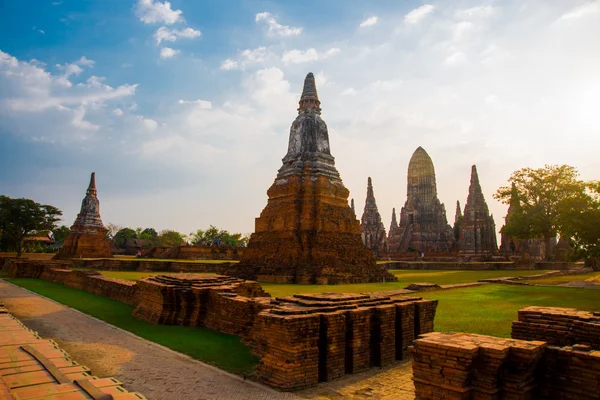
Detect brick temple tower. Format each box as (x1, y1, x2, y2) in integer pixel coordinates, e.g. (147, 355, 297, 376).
(387, 147, 454, 253)
(227, 73, 396, 284)
(54, 172, 112, 259)
(457, 165, 498, 255)
(360, 177, 388, 257)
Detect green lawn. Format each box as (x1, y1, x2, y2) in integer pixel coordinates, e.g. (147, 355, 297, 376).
(261, 270, 550, 298)
(6, 278, 258, 375)
(97, 271, 216, 281)
(420, 284, 600, 337)
(525, 272, 600, 285)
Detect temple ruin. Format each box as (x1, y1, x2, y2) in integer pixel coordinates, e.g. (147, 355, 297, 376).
(227, 73, 395, 284)
(359, 177, 388, 257)
(456, 165, 498, 255)
(54, 172, 112, 260)
(387, 147, 454, 253)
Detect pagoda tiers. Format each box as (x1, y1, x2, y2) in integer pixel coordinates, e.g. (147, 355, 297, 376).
(456, 165, 498, 255)
(387, 147, 454, 253)
(227, 73, 396, 284)
(54, 173, 112, 259)
(360, 177, 388, 257)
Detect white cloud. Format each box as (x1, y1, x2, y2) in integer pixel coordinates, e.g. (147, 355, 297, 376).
(559, 1, 600, 21)
(178, 99, 213, 109)
(220, 47, 273, 71)
(359, 16, 378, 28)
(456, 6, 497, 19)
(154, 26, 201, 45)
(159, 47, 180, 59)
(135, 0, 182, 25)
(404, 4, 435, 24)
(282, 48, 319, 64)
(255, 12, 302, 36)
(444, 51, 467, 67)
(220, 58, 239, 71)
(113, 108, 124, 116)
(323, 48, 341, 58)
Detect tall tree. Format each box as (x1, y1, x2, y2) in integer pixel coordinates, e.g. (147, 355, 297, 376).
(52, 225, 71, 243)
(0, 196, 62, 256)
(114, 228, 137, 248)
(157, 230, 186, 247)
(494, 165, 590, 260)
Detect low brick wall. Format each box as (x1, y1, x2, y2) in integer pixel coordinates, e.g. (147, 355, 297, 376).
(412, 332, 547, 400)
(387, 261, 518, 270)
(71, 258, 234, 273)
(248, 293, 438, 390)
(141, 245, 245, 260)
(539, 344, 600, 400)
(512, 306, 600, 349)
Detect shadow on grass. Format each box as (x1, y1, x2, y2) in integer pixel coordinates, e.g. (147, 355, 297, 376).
(6, 278, 258, 375)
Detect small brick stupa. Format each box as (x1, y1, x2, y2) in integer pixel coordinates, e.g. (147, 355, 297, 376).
(228, 73, 396, 284)
(54, 172, 112, 259)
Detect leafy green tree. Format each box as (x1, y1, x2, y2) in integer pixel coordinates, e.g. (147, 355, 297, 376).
(0, 195, 62, 256)
(558, 182, 600, 261)
(189, 225, 248, 246)
(52, 225, 71, 243)
(157, 230, 186, 247)
(140, 228, 158, 240)
(494, 165, 591, 260)
(114, 228, 137, 248)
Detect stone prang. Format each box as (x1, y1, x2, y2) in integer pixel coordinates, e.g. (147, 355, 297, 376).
(54, 172, 112, 259)
(457, 165, 498, 255)
(360, 177, 388, 257)
(226, 73, 396, 284)
(388, 147, 454, 253)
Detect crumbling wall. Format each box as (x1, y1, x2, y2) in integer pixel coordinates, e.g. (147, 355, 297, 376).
(248, 294, 438, 390)
(512, 306, 600, 349)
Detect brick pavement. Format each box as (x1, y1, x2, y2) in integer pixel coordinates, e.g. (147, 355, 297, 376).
(0, 280, 416, 400)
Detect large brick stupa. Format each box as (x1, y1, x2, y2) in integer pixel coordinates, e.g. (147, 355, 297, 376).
(54, 172, 112, 259)
(228, 73, 396, 284)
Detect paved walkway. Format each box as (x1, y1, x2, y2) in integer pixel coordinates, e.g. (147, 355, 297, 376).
(0, 280, 416, 400)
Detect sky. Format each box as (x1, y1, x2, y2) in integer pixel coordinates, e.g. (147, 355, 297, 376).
(1, 0, 599, 238)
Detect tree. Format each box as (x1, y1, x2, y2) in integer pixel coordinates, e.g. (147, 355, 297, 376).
(140, 228, 158, 240)
(189, 225, 248, 246)
(0, 196, 62, 256)
(52, 225, 71, 243)
(114, 228, 137, 248)
(157, 230, 186, 247)
(494, 165, 591, 260)
(558, 182, 600, 261)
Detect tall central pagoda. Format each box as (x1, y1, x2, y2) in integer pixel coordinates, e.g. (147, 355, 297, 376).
(228, 73, 396, 284)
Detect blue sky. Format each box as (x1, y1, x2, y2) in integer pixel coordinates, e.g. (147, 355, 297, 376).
(1, 0, 599, 237)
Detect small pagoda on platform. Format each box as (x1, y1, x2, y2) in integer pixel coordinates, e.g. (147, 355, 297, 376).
(54, 172, 112, 259)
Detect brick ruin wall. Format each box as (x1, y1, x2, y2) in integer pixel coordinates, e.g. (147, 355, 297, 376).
(247, 294, 438, 390)
(412, 307, 600, 400)
(71, 258, 234, 273)
(141, 245, 245, 260)
(5, 259, 138, 306)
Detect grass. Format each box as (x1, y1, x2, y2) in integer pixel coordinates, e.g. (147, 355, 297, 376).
(525, 272, 600, 285)
(261, 270, 551, 298)
(6, 278, 258, 375)
(419, 284, 600, 337)
(99, 271, 216, 281)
